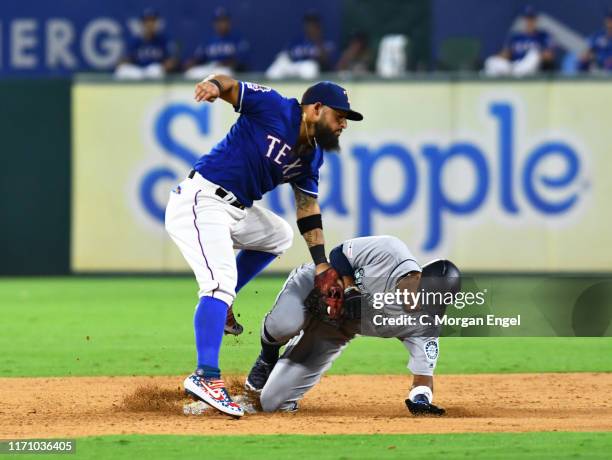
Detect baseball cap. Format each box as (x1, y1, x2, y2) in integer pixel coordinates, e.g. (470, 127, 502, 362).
(214, 6, 230, 20)
(301, 81, 363, 121)
(141, 7, 159, 20)
(522, 5, 537, 18)
(303, 9, 321, 22)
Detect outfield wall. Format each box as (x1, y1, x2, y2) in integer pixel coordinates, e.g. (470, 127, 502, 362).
(70, 79, 611, 273)
(0, 79, 71, 275)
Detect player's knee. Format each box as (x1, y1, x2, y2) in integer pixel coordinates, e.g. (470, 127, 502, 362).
(263, 315, 303, 344)
(273, 219, 294, 255)
(259, 388, 283, 412)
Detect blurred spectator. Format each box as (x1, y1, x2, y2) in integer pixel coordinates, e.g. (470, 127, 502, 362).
(115, 8, 178, 79)
(336, 32, 372, 75)
(376, 35, 408, 77)
(266, 11, 336, 79)
(484, 6, 555, 77)
(580, 8, 612, 73)
(184, 7, 249, 79)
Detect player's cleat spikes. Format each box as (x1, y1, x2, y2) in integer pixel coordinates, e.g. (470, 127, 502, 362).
(245, 355, 274, 393)
(184, 372, 244, 417)
(224, 304, 244, 336)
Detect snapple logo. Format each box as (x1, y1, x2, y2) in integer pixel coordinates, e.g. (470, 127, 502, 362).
(139, 103, 208, 222)
(352, 102, 587, 250)
(140, 100, 587, 252)
(267, 100, 588, 251)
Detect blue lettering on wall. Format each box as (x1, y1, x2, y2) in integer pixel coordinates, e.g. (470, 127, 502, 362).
(490, 103, 519, 214)
(318, 153, 349, 215)
(139, 99, 585, 251)
(522, 142, 580, 213)
(422, 143, 489, 251)
(139, 103, 209, 223)
(140, 167, 177, 222)
(353, 143, 418, 236)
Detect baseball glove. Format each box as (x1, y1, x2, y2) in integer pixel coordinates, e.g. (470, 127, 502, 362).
(313, 267, 344, 319)
(405, 395, 446, 416)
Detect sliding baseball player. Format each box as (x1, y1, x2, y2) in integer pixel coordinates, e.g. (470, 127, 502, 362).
(245, 235, 460, 415)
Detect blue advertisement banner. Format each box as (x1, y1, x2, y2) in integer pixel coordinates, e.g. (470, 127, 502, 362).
(0, 0, 341, 76)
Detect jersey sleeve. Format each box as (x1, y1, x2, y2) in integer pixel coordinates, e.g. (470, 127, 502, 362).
(234, 81, 284, 116)
(342, 235, 419, 274)
(401, 336, 439, 376)
(290, 148, 324, 197)
(292, 175, 319, 197)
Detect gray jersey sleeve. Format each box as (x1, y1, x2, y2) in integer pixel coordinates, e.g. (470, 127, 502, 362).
(342, 235, 420, 278)
(401, 336, 439, 376)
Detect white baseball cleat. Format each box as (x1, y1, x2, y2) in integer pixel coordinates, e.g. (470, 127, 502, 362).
(184, 372, 244, 418)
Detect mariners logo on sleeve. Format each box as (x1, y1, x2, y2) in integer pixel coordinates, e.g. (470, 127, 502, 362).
(424, 340, 439, 361)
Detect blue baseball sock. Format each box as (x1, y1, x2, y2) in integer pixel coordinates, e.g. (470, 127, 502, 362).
(194, 296, 228, 378)
(235, 250, 277, 293)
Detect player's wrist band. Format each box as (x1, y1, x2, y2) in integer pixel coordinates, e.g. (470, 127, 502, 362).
(297, 214, 322, 234)
(309, 244, 328, 265)
(206, 78, 224, 93)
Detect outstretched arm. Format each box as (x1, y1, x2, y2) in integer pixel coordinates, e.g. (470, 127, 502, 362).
(194, 74, 240, 106)
(293, 186, 331, 275)
(293, 186, 344, 318)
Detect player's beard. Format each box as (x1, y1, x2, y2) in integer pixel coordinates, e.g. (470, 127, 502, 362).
(313, 120, 341, 151)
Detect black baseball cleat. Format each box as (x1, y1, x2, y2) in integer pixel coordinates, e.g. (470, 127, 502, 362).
(224, 304, 244, 336)
(245, 355, 274, 393)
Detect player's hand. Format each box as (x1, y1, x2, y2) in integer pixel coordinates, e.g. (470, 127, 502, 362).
(194, 80, 220, 103)
(314, 266, 344, 319)
(405, 395, 446, 416)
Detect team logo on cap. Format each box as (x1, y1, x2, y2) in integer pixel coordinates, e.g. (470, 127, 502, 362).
(343, 90, 350, 104)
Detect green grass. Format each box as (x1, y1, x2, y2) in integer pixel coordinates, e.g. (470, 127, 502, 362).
(8, 433, 612, 460)
(1, 277, 611, 377)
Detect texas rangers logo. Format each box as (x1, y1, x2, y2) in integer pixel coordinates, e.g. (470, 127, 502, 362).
(245, 82, 271, 92)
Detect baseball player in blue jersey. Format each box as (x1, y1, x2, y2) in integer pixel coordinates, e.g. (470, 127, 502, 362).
(115, 8, 178, 79)
(581, 9, 612, 72)
(165, 75, 363, 417)
(484, 5, 555, 77)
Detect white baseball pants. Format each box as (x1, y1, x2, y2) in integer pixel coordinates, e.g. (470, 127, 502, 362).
(165, 171, 293, 305)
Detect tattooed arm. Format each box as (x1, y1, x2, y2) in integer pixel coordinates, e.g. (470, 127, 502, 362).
(293, 186, 331, 276)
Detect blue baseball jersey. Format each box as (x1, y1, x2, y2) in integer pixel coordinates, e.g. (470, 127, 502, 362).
(194, 82, 324, 207)
(588, 30, 612, 70)
(127, 33, 174, 66)
(193, 33, 248, 65)
(505, 30, 551, 61)
(288, 36, 336, 66)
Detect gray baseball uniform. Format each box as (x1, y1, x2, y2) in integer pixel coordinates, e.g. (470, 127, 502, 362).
(259, 235, 440, 412)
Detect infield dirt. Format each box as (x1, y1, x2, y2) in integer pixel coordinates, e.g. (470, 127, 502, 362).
(2, 373, 611, 437)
